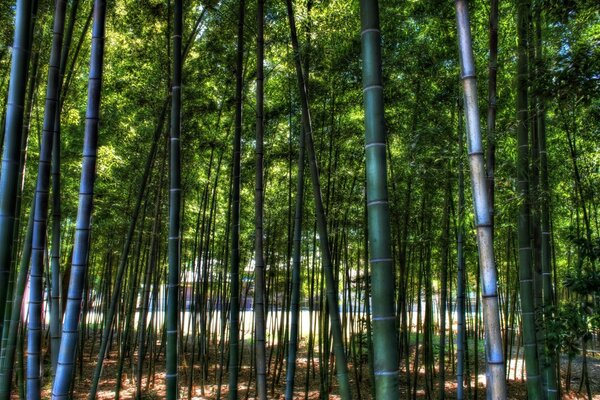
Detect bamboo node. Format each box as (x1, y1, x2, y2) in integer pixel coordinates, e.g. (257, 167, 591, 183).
(372, 316, 395, 321)
(374, 369, 399, 376)
(365, 142, 385, 149)
(369, 257, 392, 263)
(363, 84, 383, 93)
(361, 28, 380, 36)
(367, 200, 387, 207)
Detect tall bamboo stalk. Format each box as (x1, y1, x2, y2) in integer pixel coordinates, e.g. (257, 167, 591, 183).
(0, 0, 33, 334)
(228, 1, 245, 398)
(1, 0, 40, 362)
(438, 178, 451, 400)
(0, 197, 34, 400)
(455, 1, 507, 398)
(0, 19, 38, 385)
(285, 1, 351, 398)
(166, 0, 182, 396)
(51, 0, 107, 397)
(487, 0, 498, 230)
(2, 53, 37, 362)
(535, 9, 558, 397)
(284, 71, 306, 400)
(136, 150, 166, 399)
(516, 0, 542, 397)
(254, 0, 267, 398)
(27, 1, 67, 395)
(49, 0, 80, 378)
(359, 0, 399, 398)
(456, 99, 466, 400)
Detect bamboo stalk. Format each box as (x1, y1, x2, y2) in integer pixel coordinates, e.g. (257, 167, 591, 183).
(455, 1, 507, 398)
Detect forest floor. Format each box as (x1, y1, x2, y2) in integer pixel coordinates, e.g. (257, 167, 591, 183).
(21, 336, 597, 399)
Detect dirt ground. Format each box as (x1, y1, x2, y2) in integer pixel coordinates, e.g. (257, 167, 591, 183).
(17, 338, 600, 399)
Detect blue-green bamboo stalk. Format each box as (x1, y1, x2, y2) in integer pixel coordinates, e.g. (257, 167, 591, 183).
(50, 0, 106, 397)
(49, 0, 80, 378)
(0, 0, 33, 337)
(26, 1, 67, 396)
(455, 1, 507, 398)
(1, 17, 39, 364)
(0, 0, 39, 365)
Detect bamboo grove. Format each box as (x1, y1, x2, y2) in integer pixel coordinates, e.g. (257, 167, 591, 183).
(0, 0, 598, 399)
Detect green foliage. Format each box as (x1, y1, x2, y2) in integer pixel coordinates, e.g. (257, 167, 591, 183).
(564, 269, 600, 295)
(545, 302, 597, 359)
